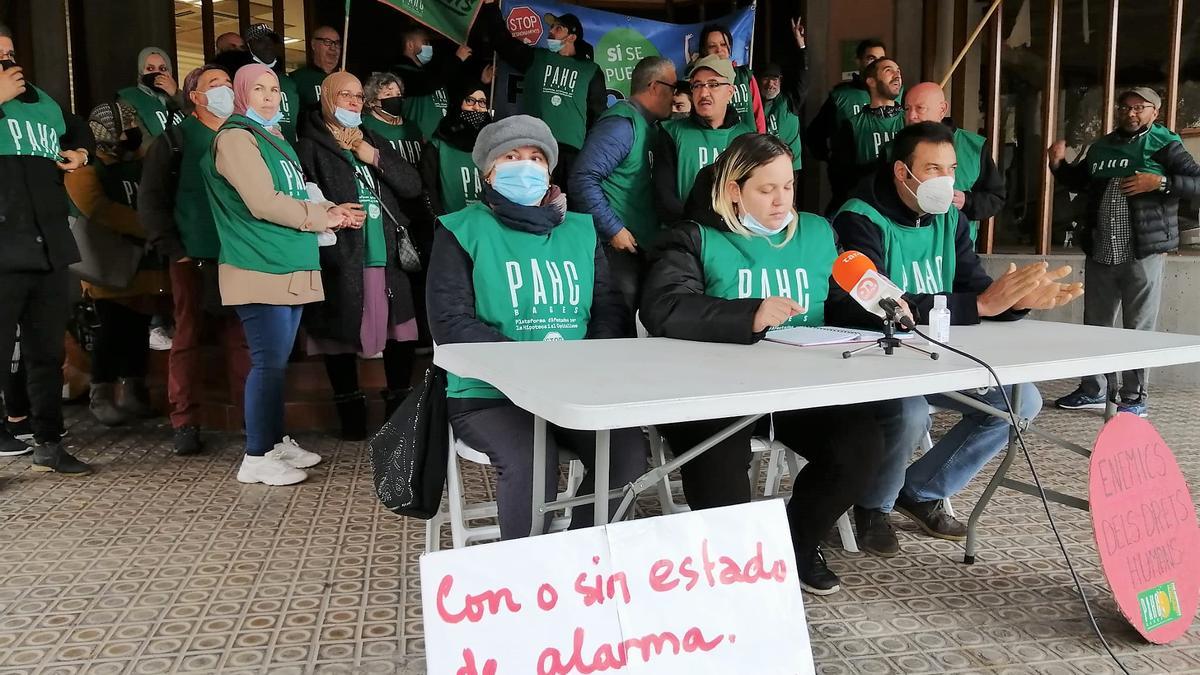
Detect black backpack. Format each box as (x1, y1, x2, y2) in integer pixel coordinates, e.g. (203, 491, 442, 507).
(369, 366, 449, 519)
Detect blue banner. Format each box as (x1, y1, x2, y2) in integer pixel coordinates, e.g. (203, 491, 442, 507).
(494, 2, 756, 114)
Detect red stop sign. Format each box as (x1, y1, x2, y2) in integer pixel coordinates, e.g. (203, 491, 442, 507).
(506, 6, 543, 45)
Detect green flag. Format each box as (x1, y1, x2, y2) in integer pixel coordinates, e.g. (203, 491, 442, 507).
(376, 0, 484, 44)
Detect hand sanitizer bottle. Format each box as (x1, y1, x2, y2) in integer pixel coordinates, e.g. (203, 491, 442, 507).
(929, 295, 951, 344)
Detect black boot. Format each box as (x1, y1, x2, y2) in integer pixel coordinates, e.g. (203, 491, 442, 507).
(334, 391, 368, 441)
(31, 442, 92, 475)
(854, 506, 901, 557)
(380, 387, 412, 421)
(173, 425, 204, 455)
(118, 377, 156, 418)
(90, 383, 130, 427)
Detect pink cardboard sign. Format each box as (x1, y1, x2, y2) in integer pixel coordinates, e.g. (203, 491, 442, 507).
(1089, 413, 1200, 644)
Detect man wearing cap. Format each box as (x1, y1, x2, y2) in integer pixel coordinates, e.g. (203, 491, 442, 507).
(827, 57, 904, 212)
(476, 0, 606, 187)
(898, 82, 1005, 243)
(654, 55, 757, 224)
(244, 23, 300, 143)
(569, 56, 677, 314)
(289, 26, 342, 111)
(1049, 87, 1200, 417)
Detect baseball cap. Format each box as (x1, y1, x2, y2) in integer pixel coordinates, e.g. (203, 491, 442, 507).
(1118, 87, 1162, 109)
(687, 55, 735, 82)
(245, 23, 282, 43)
(544, 13, 584, 40)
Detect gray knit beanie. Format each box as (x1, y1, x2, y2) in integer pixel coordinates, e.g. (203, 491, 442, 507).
(472, 114, 559, 174)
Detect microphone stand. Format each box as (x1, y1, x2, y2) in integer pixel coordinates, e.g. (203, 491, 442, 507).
(842, 312, 939, 360)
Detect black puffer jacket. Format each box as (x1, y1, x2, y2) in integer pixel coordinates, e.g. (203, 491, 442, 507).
(1052, 125, 1200, 259)
(295, 109, 423, 345)
(641, 165, 879, 344)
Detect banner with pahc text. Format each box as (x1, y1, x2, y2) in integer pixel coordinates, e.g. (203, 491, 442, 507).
(421, 500, 813, 675)
(377, 0, 485, 44)
(494, 1, 756, 113)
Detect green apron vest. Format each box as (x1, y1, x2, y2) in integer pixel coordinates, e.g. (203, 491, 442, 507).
(522, 49, 600, 150)
(662, 113, 757, 203)
(361, 113, 425, 164)
(350, 154, 386, 267)
(440, 202, 597, 399)
(829, 82, 904, 127)
(432, 138, 483, 213)
(117, 86, 184, 138)
(596, 102, 660, 245)
(174, 116, 222, 259)
(838, 198, 958, 295)
(288, 66, 327, 110)
(699, 213, 836, 328)
(68, 158, 142, 219)
(951, 128, 986, 243)
(764, 95, 803, 170)
(202, 114, 318, 274)
(278, 74, 300, 144)
(849, 108, 904, 167)
(397, 62, 448, 140)
(1083, 124, 1178, 179)
(0, 86, 66, 160)
(731, 65, 755, 123)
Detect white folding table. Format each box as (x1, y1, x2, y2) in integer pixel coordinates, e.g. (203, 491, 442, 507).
(433, 320, 1200, 556)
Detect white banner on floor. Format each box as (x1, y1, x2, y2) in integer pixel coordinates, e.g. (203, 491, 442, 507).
(420, 500, 813, 675)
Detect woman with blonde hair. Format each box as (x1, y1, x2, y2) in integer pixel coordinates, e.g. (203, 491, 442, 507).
(640, 132, 900, 596)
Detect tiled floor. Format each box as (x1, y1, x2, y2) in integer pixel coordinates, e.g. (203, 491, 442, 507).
(0, 380, 1198, 674)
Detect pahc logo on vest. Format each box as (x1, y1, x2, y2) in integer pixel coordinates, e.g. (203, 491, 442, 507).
(459, 166, 483, 203)
(279, 160, 306, 194)
(732, 81, 750, 107)
(6, 118, 62, 158)
(120, 179, 139, 206)
(1091, 157, 1130, 174)
(391, 138, 423, 165)
(738, 267, 811, 314)
(505, 258, 584, 333)
(898, 256, 946, 294)
(871, 131, 897, 160)
(697, 146, 723, 171)
(542, 65, 580, 104)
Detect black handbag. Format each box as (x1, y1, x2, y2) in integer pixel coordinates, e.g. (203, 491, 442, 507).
(369, 365, 449, 519)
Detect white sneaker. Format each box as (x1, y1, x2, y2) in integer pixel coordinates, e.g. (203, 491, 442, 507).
(148, 326, 173, 351)
(237, 455, 307, 485)
(265, 435, 322, 468)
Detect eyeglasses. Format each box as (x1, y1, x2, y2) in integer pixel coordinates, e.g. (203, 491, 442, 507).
(463, 96, 488, 108)
(1116, 104, 1156, 113)
(652, 80, 677, 91)
(690, 80, 731, 92)
(0, 49, 15, 60)
(336, 90, 365, 102)
(313, 38, 342, 49)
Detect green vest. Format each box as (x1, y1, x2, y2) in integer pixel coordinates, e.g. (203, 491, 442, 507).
(351, 154, 387, 267)
(202, 114, 318, 274)
(596, 102, 659, 245)
(838, 198, 958, 295)
(68, 158, 142, 218)
(523, 49, 600, 150)
(829, 81, 904, 127)
(0, 86, 66, 160)
(397, 62, 448, 140)
(1083, 124, 1178, 179)
(118, 86, 184, 138)
(849, 107, 904, 167)
(361, 113, 424, 164)
(278, 74, 301, 144)
(174, 116, 221, 259)
(699, 213, 836, 328)
(432, 138, 483, 213)
(952, 128, 986, 243)
(662, 112, 757, 203)
(440, 202, 597, 399)
(731, 65, 755, 124)
(764, 96, 803, 170)
(288, 66, 327, 110)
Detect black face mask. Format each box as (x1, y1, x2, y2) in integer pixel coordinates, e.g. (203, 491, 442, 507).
(459, 109, 489, 130)
(141, 72, 163, 92)
(379, 97, 404, 117)
(2, 60, 39, 103)
(119, 128, 143, 153)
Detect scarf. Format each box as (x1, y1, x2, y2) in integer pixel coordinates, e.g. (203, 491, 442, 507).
(482, 184, 566, 235)
(320, 71, 364, 151)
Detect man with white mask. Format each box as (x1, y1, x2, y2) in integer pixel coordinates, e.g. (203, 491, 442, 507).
(140, 64, 251, 456)
(832, 122, 1082, 559)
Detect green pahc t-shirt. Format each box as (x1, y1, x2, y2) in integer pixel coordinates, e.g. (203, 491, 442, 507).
(838, 198, 958, 295)
(699, 213, 836, 328)
(361, 113, 424, 164)
(278, 74, 301, 144)
(288, 66, 327, 110)
(118, 86, 185, 138)
(764, 96, 803, 170)
(440, 202, 597, 399)
(173, 116, 221, 259)
(350, 154, 387, 267)
(731, 65, 756, 125)
(202, 114, 318, 274)
(523, 49, 600, 150)
(0, 86, 66, 160)
(662, 112, 758, 204)
(849, 108, 904, 168)
(1083, 123, 1179, 179)
(951, 128, 986, 243)
(431, 138, 483, 214)
(596, 102, 659, 245)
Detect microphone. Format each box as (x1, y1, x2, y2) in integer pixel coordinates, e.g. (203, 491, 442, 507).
(832, 251, 916, 330)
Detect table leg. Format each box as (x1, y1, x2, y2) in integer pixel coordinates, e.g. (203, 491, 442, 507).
(529, 416, 548, 538)
(963, 384, 1022, 564)
(594, 429, 611, 527)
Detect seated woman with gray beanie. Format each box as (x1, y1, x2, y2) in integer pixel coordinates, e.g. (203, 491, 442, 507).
(425, 114, 646, 540)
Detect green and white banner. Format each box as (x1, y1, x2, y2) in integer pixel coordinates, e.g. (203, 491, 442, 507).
(376, 0, 485, 44)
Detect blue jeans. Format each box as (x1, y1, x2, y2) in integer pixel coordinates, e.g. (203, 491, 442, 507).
(861, 383, 1043, 511)
(235, 304, 303, 455)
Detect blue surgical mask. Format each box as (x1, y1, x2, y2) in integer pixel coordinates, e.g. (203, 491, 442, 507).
(546, 38, 564, 53)
(203, 85, 234, 119)
(491, 160, 550, 206)
(334, 106, 361, 128)
(416, 44, 433, 65)
(246, 106, 283, 129)
(740, 209, 794, 237)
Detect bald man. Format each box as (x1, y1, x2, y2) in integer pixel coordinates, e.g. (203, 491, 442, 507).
(901, 82, 1005, 242)
(215, 32, 244, 54)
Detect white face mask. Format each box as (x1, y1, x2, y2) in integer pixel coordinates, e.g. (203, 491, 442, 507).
(902, 167, 955, 215)
(740, 209, 793, 236)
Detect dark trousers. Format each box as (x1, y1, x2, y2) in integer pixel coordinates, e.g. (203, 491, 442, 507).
(168, 261, 250, 428)
(659, 401, 893, 557)
(323, 341, 416, 397)
(557, 144, 581, 208)
(235, 304, 303, 455)
(4, 327, 31, 418)
(604, 245, 645, 324)
(91, 299, 151, 384)
(0, 269, 69, 443)
(450, 403, 648, 540)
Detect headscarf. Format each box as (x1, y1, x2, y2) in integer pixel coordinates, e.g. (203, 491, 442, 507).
(319, 71, 364, 151)
(232, 64, 283, 138)
(88, 101, 137, 154)
(137, 47, 175, 99)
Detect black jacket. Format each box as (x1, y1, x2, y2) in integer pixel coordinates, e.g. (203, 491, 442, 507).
(641, 166, 880, 344)
(0, 100, 94, 273)
(419, 112, 484, 217)
(832, 167, 1027, 326)
(804, 77, 867, 164)
(1052, 126, 1200, 258)
(295, 109, 424, 345)
(948, 121, 1006, 223)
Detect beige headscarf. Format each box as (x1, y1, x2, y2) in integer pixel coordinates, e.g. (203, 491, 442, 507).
(320, 71, 364, 150)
